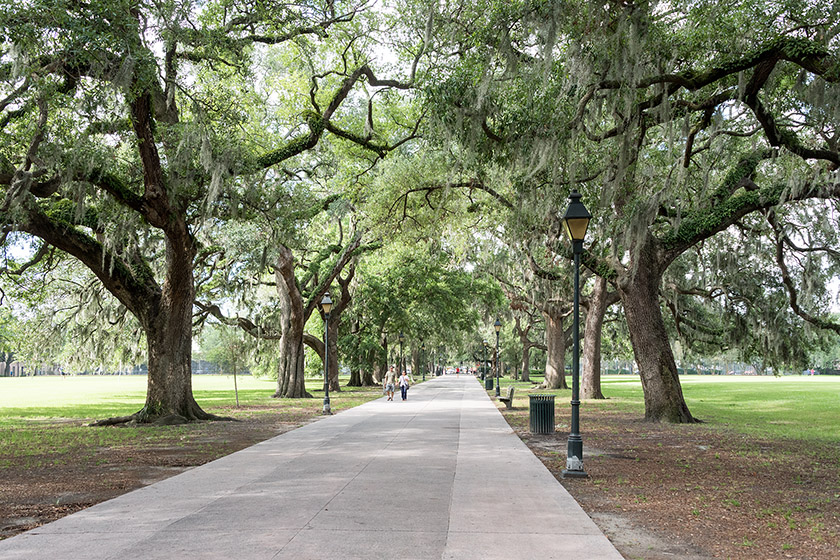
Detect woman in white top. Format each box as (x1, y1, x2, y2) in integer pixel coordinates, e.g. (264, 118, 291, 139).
(398, 370, 412, 401)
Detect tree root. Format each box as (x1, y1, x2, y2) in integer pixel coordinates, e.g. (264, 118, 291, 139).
(90, 410, 236, 427)
(271, 390, 313, 399)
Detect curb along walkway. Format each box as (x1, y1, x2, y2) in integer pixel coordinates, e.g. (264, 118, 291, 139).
(0, 376, 622, 560)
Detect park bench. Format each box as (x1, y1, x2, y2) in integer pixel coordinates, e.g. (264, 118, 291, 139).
(498, 386, 515, 409)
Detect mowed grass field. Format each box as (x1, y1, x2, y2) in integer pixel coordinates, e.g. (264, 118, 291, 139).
(500, 374, 840, 443)
(0, 374, 383, 466)
(1, 374, 281, 423)
(0, 374, 381, 420)
(601, 374, 840, 443)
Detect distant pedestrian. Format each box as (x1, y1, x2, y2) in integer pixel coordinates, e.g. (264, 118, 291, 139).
(384, 366, 397, 401)
(399, 370, 413, 401)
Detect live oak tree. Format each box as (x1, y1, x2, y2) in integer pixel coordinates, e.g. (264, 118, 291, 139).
(489, 251, 572, 389)
(197, 208, 376, 398)
(562, 3, 840, 421)
(420, 0, 840, 422)
(0, 0, 422, 421)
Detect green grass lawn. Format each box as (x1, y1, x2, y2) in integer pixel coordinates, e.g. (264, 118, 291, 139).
(0, 374, 379, 421)
(0, 374, 383, 465)
(496, 374, 840, 444)
(602, 375, 840, 443)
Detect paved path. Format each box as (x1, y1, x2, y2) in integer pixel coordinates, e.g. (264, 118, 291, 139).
(0, 376, 622, 559)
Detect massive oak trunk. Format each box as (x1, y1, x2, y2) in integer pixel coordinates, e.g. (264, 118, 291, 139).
(273, 241, 359, 397)
(582, 276, 608, 400)
(347, 319, 362, 387)
(619, 239, 696, 422)
(373, 332, 387, 383)
(362, 356, 376, 386)
(411, 347, 422, 378)
(277, 324, 309, 398)
(324, 266, 354, 392)
(520, 343, 532, 383)
(514, 316, 534, 383)
(348, 366, 362, 387)
(274, 247, 311, 398)
(140, 244, 209, 421)
(542, 306, 569, 390)
(128, 92, 208, 420)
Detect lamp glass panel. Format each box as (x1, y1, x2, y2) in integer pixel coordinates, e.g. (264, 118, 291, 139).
(321, 295, 333, 314)
(564, 216, 590, 241)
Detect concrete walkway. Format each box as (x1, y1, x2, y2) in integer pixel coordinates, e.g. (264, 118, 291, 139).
(0, 376, 622, 559)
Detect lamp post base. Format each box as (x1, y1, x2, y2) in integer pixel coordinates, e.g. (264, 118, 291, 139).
(322, 398, 332, 415)
(562, 455, 588, 478)
(561, 467, 589, 479)
(563, 439, 588, 478)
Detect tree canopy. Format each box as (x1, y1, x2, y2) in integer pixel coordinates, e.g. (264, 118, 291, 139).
(1, 0, 839, 425)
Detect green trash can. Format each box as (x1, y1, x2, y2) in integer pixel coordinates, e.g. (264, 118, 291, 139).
(529, 394, 555, 434)
(485, 376, 494, 390)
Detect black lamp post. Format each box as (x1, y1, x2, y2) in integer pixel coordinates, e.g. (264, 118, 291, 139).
(321, 292, 333, 415)
(494, 318, 502, 397)
(421, 341, 426, 381)
(399, 332, 405, 375)
(561, 190, 591, 478)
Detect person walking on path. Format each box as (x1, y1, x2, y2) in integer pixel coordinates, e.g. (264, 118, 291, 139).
(398, 370, 413, 401)
(383, 366, 397, 401)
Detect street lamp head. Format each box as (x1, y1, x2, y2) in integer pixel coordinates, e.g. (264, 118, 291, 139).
(494, 318, 502, 333)
(562, 190, 592, 243)
(421, 341, 426, 351)
(320, 292, 333, 315)
(399, 332, 404, 343)
(483, 339, 488, 347)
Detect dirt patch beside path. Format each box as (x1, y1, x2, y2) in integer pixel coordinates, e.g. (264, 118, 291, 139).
(0, 406, 308, 540)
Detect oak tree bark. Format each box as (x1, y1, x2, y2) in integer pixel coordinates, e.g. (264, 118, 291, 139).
(619, 238, 696, 422)
(274, 246, 311, 398)
(542, 304, 569, 390)
(582, 276, 616, 400)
